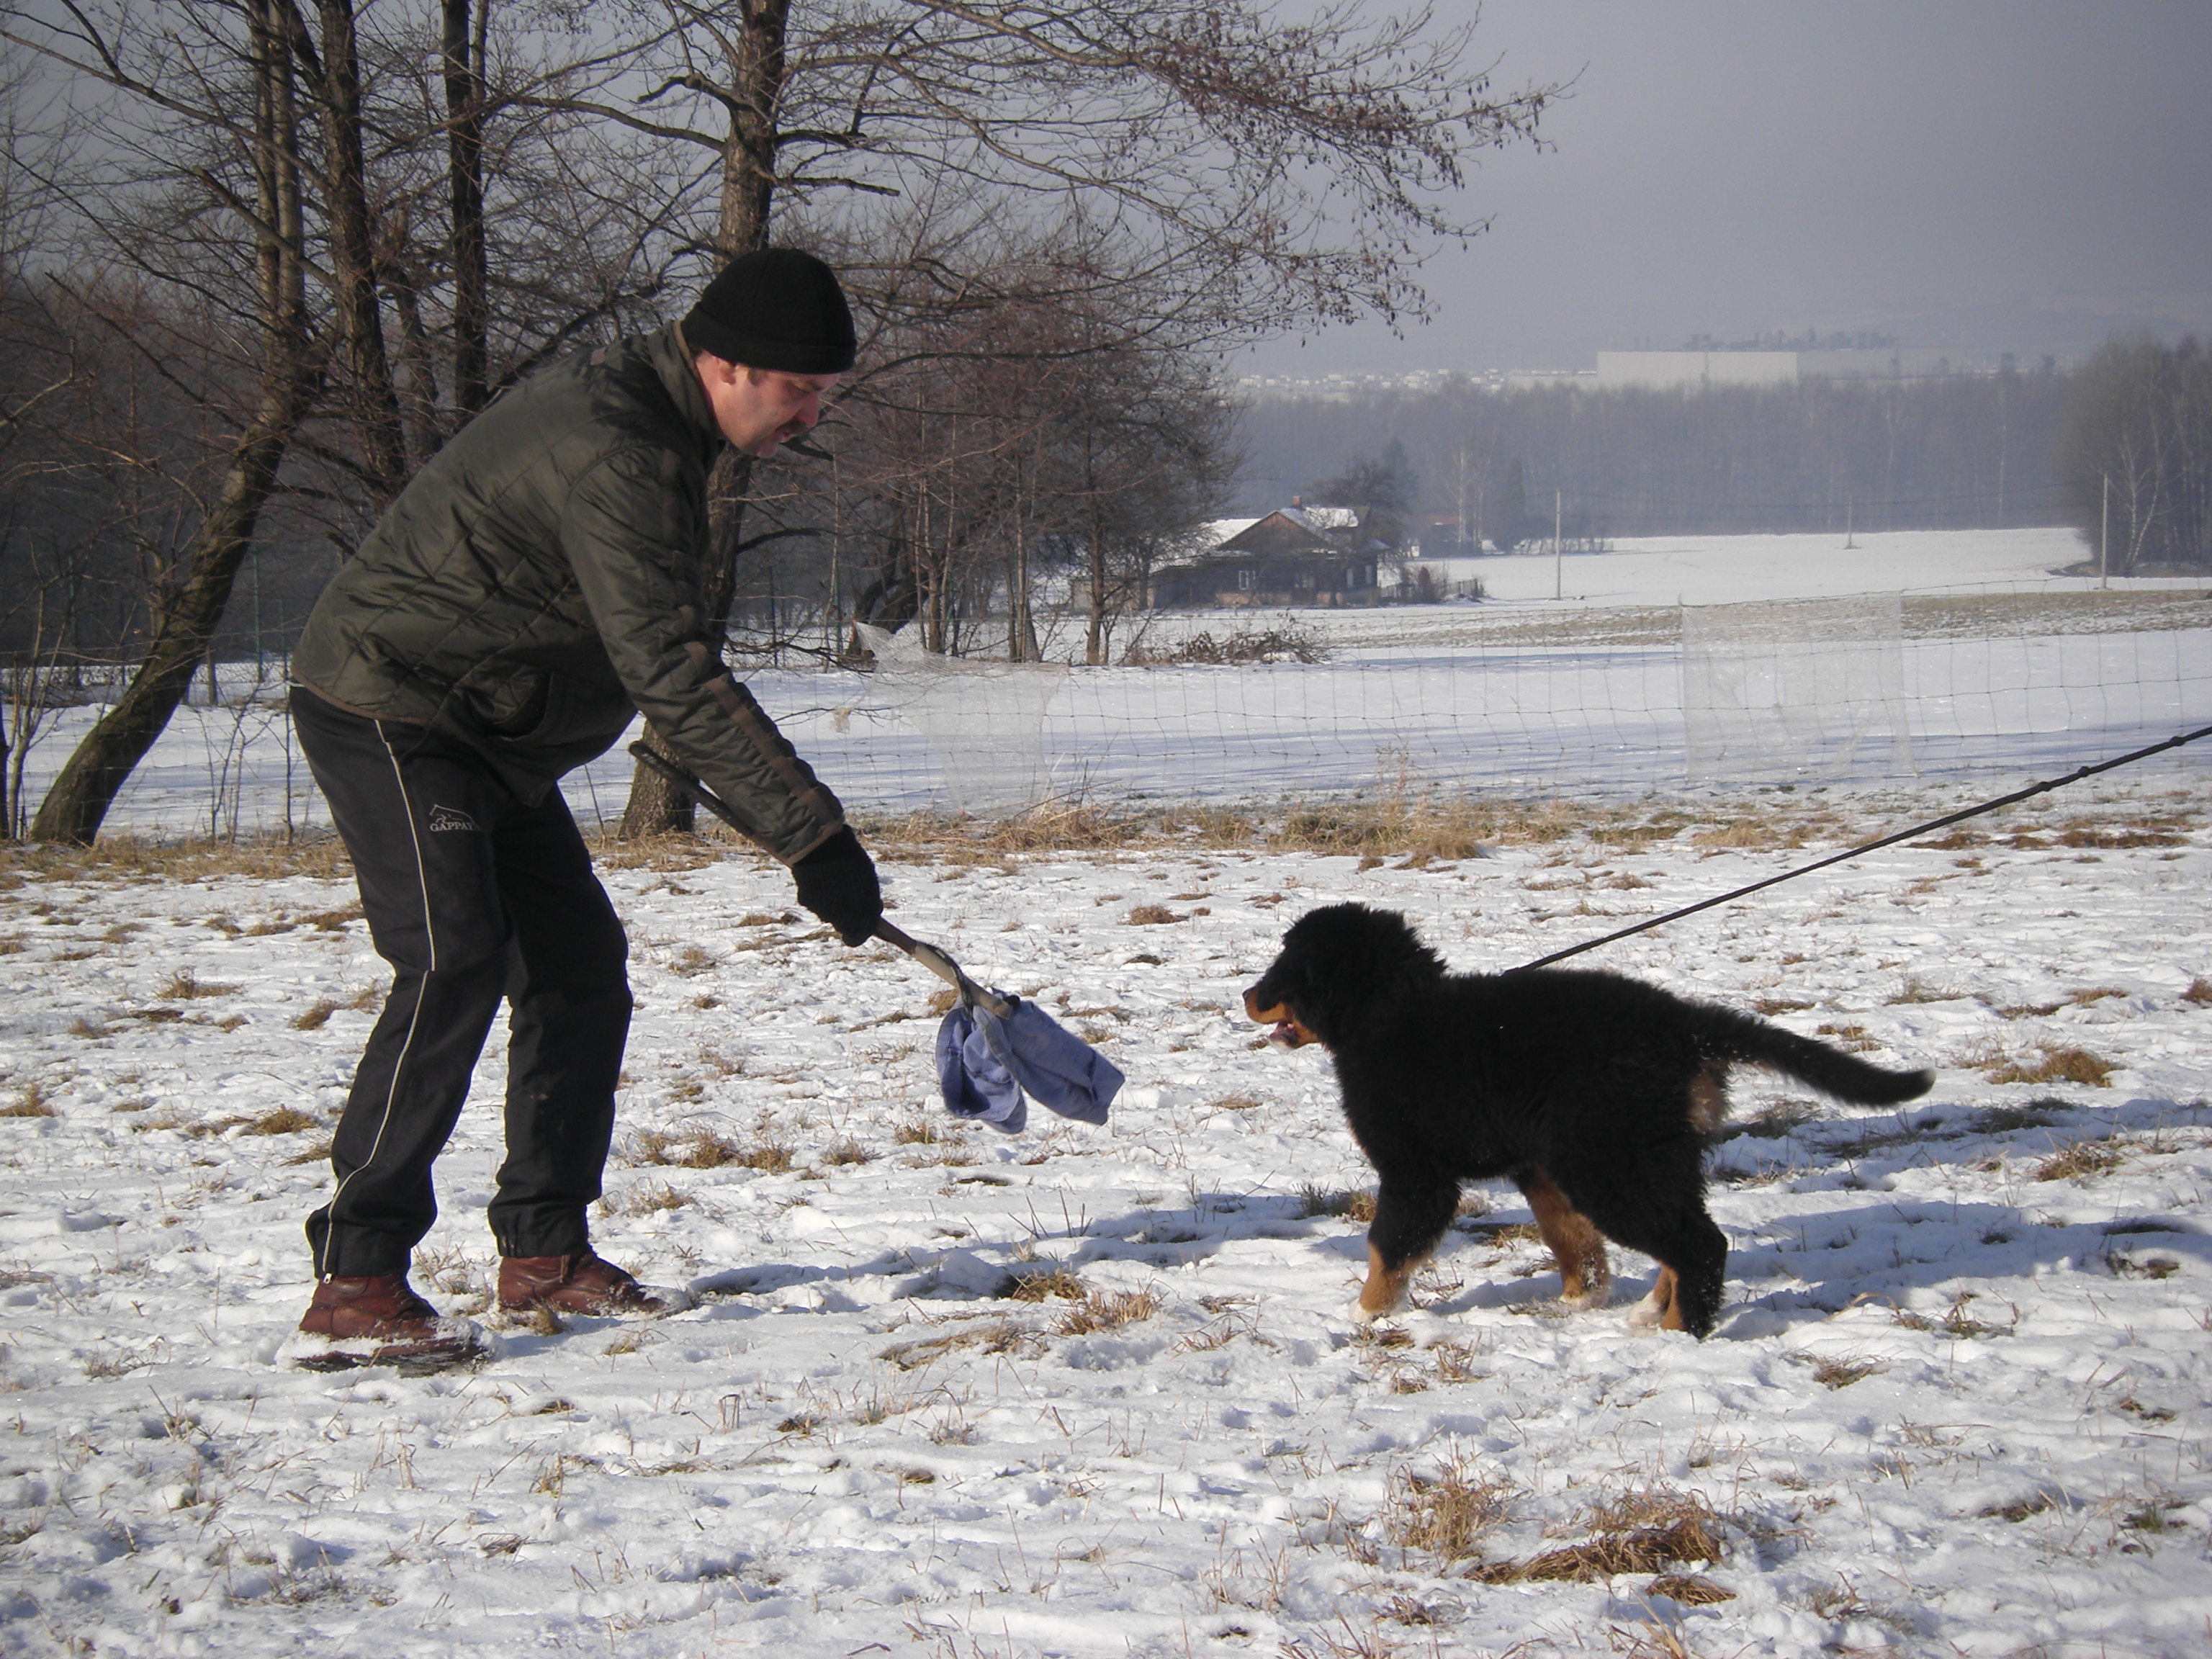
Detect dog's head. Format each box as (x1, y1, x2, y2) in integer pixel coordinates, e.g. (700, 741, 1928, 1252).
(1243, 902, 1448, 1050)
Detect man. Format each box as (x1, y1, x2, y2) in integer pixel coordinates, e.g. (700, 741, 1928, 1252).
(284, 248, 882, 1369)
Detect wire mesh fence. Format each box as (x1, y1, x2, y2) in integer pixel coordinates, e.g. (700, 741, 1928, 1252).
(11, 559, 2206, 843)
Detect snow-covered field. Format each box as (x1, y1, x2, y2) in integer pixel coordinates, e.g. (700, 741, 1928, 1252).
(14, 527, 2211, 835)
(4, 529, 2211, 1657)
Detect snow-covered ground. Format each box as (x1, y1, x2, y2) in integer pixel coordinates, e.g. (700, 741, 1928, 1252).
(5, 783, 2211, 1658)
(4, 527, 2211, 1657)
(1400, 526, 2100, 607)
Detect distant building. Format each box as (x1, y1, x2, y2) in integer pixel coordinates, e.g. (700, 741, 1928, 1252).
(1503, 368, 1599, 391)
(1593, 348, 1965, 391)
(1148, 501, 1387, 608)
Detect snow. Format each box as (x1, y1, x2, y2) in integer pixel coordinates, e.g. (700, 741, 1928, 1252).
(1419, 526, 2102, 607)
(3, 530, 2211, 1657)
(17, 528, 2208, 836)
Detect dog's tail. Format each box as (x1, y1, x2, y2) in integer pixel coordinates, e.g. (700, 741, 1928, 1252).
(1696, 1005, 1934, 1106)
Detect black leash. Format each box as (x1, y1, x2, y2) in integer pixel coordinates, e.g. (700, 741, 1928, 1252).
(1510, 722, 2212, 974)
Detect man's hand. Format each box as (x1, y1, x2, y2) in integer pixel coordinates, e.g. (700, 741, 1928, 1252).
(791, 827, 882, 946)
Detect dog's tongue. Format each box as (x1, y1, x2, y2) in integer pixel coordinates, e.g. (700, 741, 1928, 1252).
(1269, 1020, 1300, 1047)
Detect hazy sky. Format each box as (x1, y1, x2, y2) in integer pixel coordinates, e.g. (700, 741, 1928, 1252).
(1242, 0, 2212, 377)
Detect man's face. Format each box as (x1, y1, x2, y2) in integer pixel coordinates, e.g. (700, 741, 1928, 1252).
(696, 356, 840, 458)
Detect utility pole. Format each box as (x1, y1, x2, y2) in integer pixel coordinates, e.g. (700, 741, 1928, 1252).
(1552, 489, 1564, 599)
(2100, 473, 2110, 590)
(1844, 497, 1855, 550)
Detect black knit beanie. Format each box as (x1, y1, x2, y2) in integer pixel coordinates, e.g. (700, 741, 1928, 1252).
(683, 248, 856, 374)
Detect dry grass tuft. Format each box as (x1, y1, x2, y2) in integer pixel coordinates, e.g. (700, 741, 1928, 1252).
(606, 1181, 690, 1215)
(292, 999, 340, 1031)
(1892, 1292, 2010, 1339)
(1004, 1266, 1086, 1303)
(1383, 1449, 1511, 1561)
(1731, 1099, 1820, 1140)
(1648, 1573, 1736, 1605)
(1460, 1220, 1543, 1245)
(1472, 1491, 1724, 1585)
(1690, 817, 1815, 852)
(1979, 1490, 2060, 1523)
(1, 1083, 55, 1119)
(1887, 976, 1964, 1005)
(1973, 1100, 2067, 1133)
(1814, 1021, 1880, 1053)
(629, 1127, 789, 1172)
(2034, 1133, 2126, 1182)
(821, 1137, 872, 1166)
(1797, 1354, 1884, 1389)
(588, 833, 723, 873)
(1122, 621, 1330, 667)
(1429, 1340, 1484, 1384)
(1125, 903, 1185, 925)
(0, 832, 354, 887)
(892, 1118, 946, 1146)
(242, 1106, 319, 1136)
(160, 968, 238, 1000)
(1972, 1043, 2117, 1088)
(1055, 1287, 1160, 1335)
(878, 1318, 1036, 1370)
(1299, 1185, 1377, 1223)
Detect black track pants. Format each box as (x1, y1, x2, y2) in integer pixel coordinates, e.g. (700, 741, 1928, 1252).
(291, 690, 632, 1277)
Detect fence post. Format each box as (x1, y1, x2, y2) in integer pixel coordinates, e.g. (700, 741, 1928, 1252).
(1553, 489, 1563, 600)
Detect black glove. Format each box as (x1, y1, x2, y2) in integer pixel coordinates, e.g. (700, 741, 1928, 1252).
(791, 827, 882, 946)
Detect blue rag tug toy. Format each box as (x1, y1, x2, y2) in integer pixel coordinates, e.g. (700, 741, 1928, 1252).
(620, 746, 1120, 1134)
(889, 922, 1123, 1133)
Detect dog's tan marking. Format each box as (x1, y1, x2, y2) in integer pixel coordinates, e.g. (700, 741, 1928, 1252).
(1686, 1062, 1729, 1137)
(1521, 1169, 1611, 1307)
(1627, 1267, 1681, 1331)
(1355, 1240, 1421, 1321)
(1243, 990, 1320, 1049)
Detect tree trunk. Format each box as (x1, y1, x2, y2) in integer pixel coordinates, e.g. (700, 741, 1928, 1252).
(30, 377, 315, 842)
(30, 0, 318, 844)
(442, 0, 489, 417)
(616, 1, 788, 837)
(310, 0, 408, 501)
(616, 449, 755, 837)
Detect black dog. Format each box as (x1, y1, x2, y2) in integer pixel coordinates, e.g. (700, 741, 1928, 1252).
(1244, 903, 1933, 1338)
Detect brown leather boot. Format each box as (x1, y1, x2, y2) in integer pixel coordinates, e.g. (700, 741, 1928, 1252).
(498, 1251, 692, 1318)
(294, 1273, 487, 1372)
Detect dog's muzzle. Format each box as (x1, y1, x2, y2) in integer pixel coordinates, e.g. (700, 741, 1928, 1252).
(1243, 987, 1317, 1049)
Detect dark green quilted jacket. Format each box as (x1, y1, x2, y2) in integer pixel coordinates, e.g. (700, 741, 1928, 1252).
(292, 323, 845, 863)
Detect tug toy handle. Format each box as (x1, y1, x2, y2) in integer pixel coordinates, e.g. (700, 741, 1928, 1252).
(626, 743, 1014, 1017)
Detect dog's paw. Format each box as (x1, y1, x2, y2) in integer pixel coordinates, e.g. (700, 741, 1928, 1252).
(1347, 1297, 1403, 1326)
(1563, 1284, 1613, 1311)
(1624, 1289, 1667, 1331)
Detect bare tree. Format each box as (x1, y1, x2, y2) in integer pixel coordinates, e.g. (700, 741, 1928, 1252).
(558, 0, 1556, 827)
(6, 0, 325, 843)
(1, 1, 686, 842)
(2059, 337, 2211, 573)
